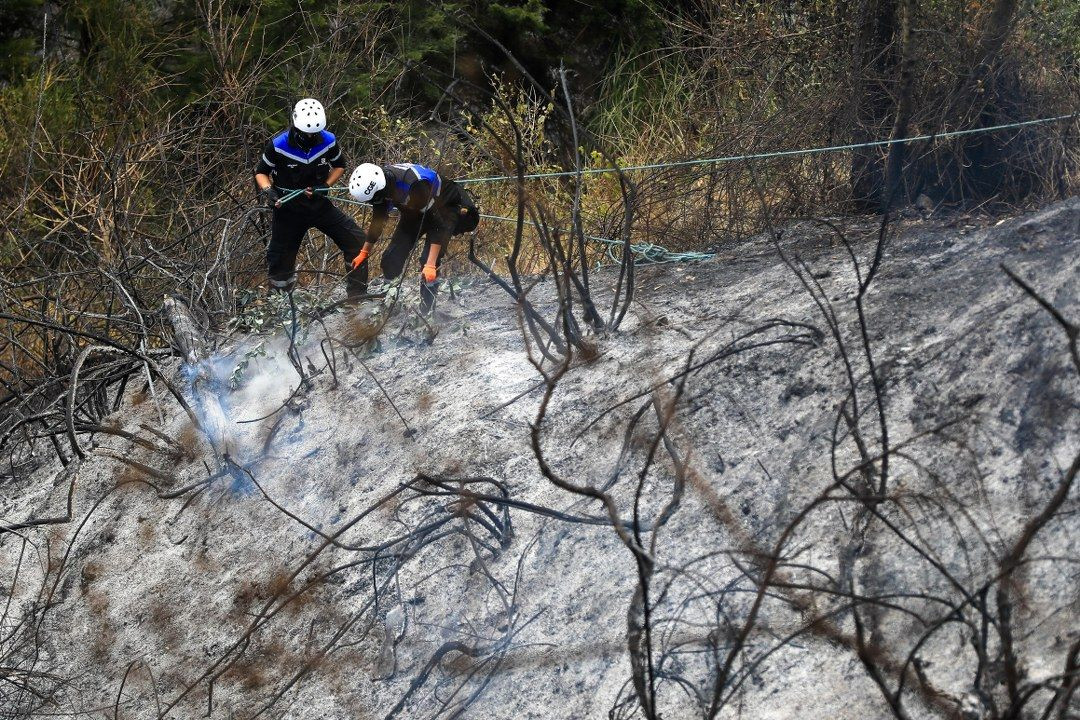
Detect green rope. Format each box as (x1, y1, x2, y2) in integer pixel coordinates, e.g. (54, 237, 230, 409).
(275, 186, 328, 206)
(477, 213, 715, 265)
(275, 189, 702, 265)
(457, 112, 1078, 185)
(270, 110, 1076, 265)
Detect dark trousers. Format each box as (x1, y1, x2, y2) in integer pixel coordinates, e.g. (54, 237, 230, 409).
(267, 202, 367, 297)
(380, 208, 455, 313)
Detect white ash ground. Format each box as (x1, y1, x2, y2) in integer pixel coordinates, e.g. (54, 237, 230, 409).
(2, 200, 1078, 719)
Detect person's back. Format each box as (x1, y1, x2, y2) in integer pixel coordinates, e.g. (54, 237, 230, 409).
(380, 163, 442, 212)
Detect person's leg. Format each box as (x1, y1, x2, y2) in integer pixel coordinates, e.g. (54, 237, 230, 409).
(350, 255, 369, 297)
(313, 204, 367, 298)
(267, 209, 308, 292)
(380, 212, 422, 281)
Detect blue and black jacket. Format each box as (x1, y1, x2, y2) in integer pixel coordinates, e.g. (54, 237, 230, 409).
(255, 128, 346, 210)
(368, 163, 476, 242)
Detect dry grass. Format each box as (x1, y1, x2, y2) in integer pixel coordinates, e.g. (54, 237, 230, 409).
(112, 460, 148, 486)
(265, 569, 292, 598)
(136, 518, 156, 548)
(577, 339, 600, 364)
(147, 591, 184, 650)
(327, 647, 367, 695)
(89, 630, 114, 666)
(441, 458, 466, 476)
(231, 578, 261, 617)
(193, 546, 218, 573)
(45, 524, 68, 557)
(85, 588, 114, 665)
(228, 657, 268, 692)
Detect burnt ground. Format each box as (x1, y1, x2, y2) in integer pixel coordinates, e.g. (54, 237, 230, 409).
(2, 199, 1078, 719)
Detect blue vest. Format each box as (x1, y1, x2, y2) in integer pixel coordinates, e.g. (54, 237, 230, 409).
(272, 130, 337, 164)
(387, 163, 442, 210)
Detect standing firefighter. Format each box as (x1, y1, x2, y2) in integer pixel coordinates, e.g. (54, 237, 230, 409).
(347, 162, 479, 314)
(254, 98, 367, 300)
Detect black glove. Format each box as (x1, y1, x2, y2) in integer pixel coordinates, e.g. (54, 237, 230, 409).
(261, 186, 281, 208)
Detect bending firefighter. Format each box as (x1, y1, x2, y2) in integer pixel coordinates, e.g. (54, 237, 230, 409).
(254, 98, 367, 299)
(347, 163, 479, 313)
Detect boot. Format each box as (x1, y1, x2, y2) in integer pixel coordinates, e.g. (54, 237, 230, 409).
(345, 260, 368, 302)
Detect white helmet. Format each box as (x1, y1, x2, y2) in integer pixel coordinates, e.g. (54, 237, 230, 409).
(292, 98, 326, 133)
(349, 163, 386, 202)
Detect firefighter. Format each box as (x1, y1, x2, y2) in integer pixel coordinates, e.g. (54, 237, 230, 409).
(254, 98, 367, 299)
(347, 162, 479, 313)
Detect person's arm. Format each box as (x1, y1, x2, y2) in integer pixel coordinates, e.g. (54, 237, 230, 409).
(422, 222, 449, 282)
(304, 164, 341, 197)
(254, 144, 280, 207)
(312, 140, 348, 196)
(368, 202, 389, 244)
(421, 243, 441, 283)
(351, 201, 385, 266)
(424, 244, 441, 267)
(351, 202, 386, 270)
(256, 173, 281, 207)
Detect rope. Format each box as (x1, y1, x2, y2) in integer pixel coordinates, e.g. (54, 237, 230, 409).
(456, 112, 1078, 185)
(271, 111, 1077, 265)
(274, 191, 696, 264)
(275, 186, 326, 205)
(476, 213, 715, 265)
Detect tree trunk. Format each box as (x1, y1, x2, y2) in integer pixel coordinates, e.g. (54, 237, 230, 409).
(961, 0, 1021, 121)
(935, 0, 1023, 202)
(849, 0, 901, 210)
(882, 0, 918, 209)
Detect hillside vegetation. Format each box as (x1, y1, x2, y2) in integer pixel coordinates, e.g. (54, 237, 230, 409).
(1, 1, 1079, 719)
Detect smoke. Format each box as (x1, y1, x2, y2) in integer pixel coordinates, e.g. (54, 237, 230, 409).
(180, 335, 303, 477)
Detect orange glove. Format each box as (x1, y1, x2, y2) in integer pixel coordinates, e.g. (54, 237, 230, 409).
(351, 248, 369, 270)
(421, 264, 438, 283)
